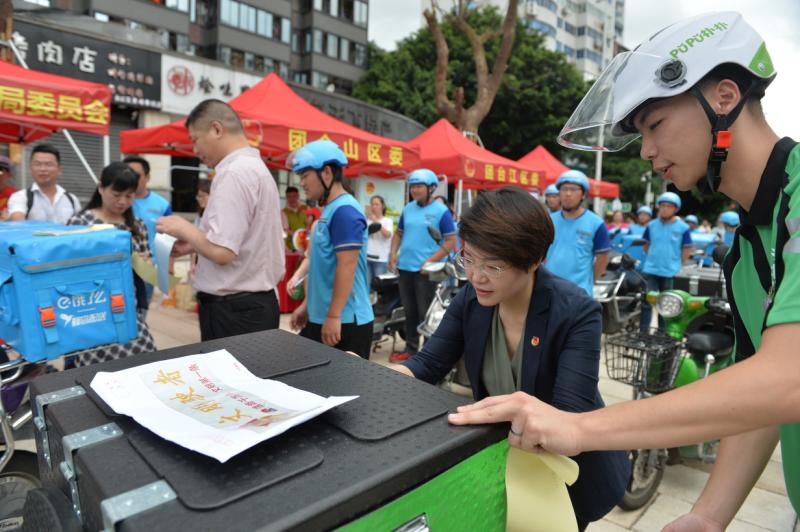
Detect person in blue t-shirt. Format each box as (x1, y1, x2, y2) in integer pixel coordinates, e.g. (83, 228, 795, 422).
(125, 155, 173, 310)
(719, 210, 740, 247)
(628, 205, 652, 237)
(545, 170, 610, 297)
(639, 192, 693, 332)
(287, 140, 374, 359)
(388, 169, 456, 362)
(544, 183, 561, 213)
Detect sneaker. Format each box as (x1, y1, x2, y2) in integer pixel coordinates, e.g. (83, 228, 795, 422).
(388, 352, 412, 363)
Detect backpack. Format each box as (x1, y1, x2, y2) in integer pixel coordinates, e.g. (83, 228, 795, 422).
(26, 186, 78, 219)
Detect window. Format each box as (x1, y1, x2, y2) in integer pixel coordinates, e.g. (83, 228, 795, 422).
(292, 72, 309, 85)
(330, 0, 339, 16)
(529, 20, 556, 38)
(354, 0, 368, 27)
(326, 33, 338, 58)
(176, 33, 191, 53)
(258, 10, 273, 38)
(219, 45, 232, 64)
(166, 0, 190, 12)
(557, 17, 563, 29)
(312, 71, 329, 90)
(230, 49, 244, 69)
(535, 0, 557, 13)
(305, 31, 312, 53)
(354, 43, 367, 67)
(339, 37, 350, 62)
(221, 0, 232, 25)
(254, 55, 264, 73)
(314, 0, 323, 10)
(94, 11, 110, 22)
(313, 29, 324, 53)
(564, 22, 576, 35)
(230, 1, 239, 27)
(279, 62, 289, 78)
(244, 52, 255, 71)
(281, 18, 291, 44)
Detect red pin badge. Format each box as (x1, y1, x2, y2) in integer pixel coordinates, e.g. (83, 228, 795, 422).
(531, 336, 540, 347)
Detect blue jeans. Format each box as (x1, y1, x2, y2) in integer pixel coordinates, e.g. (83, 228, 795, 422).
(639, 274, 673, 333)
(367, 260, 388, 288)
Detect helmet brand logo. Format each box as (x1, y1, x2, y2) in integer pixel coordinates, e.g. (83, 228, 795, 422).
(670, 21, 729, 58)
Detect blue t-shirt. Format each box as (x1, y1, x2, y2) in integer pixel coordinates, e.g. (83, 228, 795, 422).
(628, 224, 646, 236)
(641, 217, 693, 277)
(546, 209, 610, 296)
(308, 193, 374, 326)
(132, 191, 172, 253)
(397, 200, 456, 271)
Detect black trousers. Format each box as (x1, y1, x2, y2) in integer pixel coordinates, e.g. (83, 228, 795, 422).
(397, 269, 437, 354)
(300, 321, 374, 359)
(197, 290, 279, 341)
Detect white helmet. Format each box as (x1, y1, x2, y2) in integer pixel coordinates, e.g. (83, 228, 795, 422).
(557, 12, 775, 193)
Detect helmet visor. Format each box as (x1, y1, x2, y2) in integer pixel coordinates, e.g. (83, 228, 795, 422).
(558, 50, 678, 152)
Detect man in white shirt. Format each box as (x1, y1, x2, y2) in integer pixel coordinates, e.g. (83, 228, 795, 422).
(8, 144, 79, 223)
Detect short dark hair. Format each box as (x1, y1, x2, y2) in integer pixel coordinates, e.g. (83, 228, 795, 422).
(122, 155, 150, 176)
(31, 143, 60, 164)
(197, 179, 211, 194)
(185, 99, 244, 133)
(697, 63, 767, 116)
(459, 187, 554, 270)
(285, 186, 299, 194)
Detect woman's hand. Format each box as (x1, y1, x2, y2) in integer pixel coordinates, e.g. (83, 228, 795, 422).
(448, 391, 584, 456)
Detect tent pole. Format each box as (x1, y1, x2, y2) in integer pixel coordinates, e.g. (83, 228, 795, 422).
(20, 150, 26, 189)
(456, 179, 463, 219)
(103, 135, 111, 166)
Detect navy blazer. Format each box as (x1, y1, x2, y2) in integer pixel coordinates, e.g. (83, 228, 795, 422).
(405, 267, 630, 523)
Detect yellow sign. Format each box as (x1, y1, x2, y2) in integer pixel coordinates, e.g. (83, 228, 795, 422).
(388, 146, 403, 167)
(484, 164, 495, 181)
(288, 128, 308, 151)
(367, 143, 382, 163)
(0, 85, 110, 125)
(342, 138, 359, 160)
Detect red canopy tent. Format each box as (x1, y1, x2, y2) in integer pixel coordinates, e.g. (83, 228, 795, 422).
(410, 119, 541, 190)
(0, 59, 111, 143)
(120, 73, 418, 178)
(518, 145, 620, 199)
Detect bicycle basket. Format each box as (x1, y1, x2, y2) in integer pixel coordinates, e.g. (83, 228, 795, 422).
(605, 331, 683, 393)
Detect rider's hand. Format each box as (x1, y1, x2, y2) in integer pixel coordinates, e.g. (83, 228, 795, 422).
(662, 512, 725, 532)
(290, 304, 308, 332)
(448, 391, 583, 456)
(321, 315, 341, 346)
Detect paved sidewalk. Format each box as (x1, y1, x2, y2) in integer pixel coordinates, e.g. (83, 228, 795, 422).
(145, 304, 798, 531)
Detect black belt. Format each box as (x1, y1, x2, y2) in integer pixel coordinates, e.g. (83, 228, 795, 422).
(196, 290, 274, 304)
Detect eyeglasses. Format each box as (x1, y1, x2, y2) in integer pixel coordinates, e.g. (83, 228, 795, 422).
(455, 252, 510, 278)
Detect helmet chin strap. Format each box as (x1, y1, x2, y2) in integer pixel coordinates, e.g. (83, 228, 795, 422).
(316, 169, 333, 206)
(690, 82, 761, 195)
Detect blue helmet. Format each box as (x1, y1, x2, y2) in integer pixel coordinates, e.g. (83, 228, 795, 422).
(656, 192, 682, 211)
(720, 211, 740, 227)
(544, 184, 559, 196)
(556, 170, 589, 194)
(636, 206, 653, 217)
(685, 214, 699, 225)
(289, 140, 348, 174)
(408, 168, 439, 187)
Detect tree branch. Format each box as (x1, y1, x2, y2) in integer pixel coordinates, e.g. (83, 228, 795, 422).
(424, 6, 457, 122)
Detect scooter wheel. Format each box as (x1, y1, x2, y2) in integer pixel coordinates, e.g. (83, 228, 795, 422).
(21, 487, 82, 532)
(0, 453, 41, 531)
(618, 448, 664, 511)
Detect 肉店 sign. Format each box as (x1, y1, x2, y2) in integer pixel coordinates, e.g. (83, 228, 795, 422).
(13, 20, 162, 110)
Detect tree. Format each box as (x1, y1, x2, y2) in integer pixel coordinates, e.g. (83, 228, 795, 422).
(423, 0, 518, 136)
(353, 5, 586, 159)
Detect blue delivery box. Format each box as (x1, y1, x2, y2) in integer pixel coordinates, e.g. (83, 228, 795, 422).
(0, 223, 137, 362)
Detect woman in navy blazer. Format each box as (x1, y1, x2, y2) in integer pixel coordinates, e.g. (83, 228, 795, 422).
(395, 187, 630, 529)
